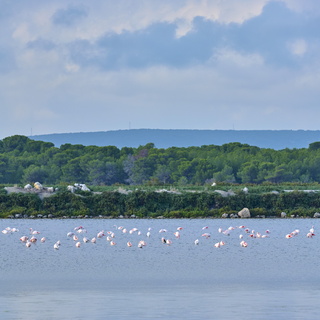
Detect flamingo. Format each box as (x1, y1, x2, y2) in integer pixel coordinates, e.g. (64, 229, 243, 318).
(97, 231, 105, 238)
(91, 237, 97, 243)
(240, 241, 248, 247)
(30, 236, 37, 243)
(138, 240, 147, 248)
(20, 236, 28, 242)
(26, 241, 31, 248)
(75, 242, 81, 248)
(53, 242, 60, 250)
(127, 241, 133, 247)
(29, 228, 40, 235)
(41, 237, 46, 243)
(194, 239, 199, 245)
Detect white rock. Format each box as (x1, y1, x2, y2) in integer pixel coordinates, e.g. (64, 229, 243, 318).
(238, 208, 251, 218)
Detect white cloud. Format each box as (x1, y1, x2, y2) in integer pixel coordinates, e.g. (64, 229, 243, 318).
(65, 63, 80, 73)
(287, 38, 307, 56)
(1, 0, 320, 138)
(8, 0, 273, 45)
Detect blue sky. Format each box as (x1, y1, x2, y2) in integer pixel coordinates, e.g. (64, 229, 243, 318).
(1, 0, 320, 138)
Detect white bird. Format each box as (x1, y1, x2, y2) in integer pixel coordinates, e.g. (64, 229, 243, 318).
(240, 241, 248, 247)
(194, 239, 199, 245)
(97, 231, 105, 238)
(20, 236, 28, 242)
(29, 228, 40, 235)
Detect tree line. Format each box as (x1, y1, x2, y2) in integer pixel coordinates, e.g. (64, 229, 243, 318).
(1, 135, 320, 186)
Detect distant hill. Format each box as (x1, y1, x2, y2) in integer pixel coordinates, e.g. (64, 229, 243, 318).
(29, 129, 320, 150)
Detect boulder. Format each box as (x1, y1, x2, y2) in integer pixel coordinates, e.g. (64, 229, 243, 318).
(221, 213, 228, 218)
(34, 182, 43, 190)
(314, 212, 320, 218)
(67, 185, 76, 193)
(280, 212, 287, 218)
(238, 207, 251, 218)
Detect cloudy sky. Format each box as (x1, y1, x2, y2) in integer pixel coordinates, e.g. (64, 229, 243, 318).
(1, 0, 320, 138)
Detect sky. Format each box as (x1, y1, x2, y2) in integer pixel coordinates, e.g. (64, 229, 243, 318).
(1, 0, 320, 139)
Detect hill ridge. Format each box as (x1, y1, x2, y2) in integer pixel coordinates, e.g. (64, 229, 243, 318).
(29, 129, 320, 150)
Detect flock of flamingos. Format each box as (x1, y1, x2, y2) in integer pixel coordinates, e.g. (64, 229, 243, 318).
(0, 222, 317, 250)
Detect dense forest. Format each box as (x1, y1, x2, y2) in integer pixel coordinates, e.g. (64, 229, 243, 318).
(1, 135, 320, 218)
(1, 135, 320, 186)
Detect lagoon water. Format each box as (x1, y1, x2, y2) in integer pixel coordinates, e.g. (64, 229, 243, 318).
(0, 218, 320, 319)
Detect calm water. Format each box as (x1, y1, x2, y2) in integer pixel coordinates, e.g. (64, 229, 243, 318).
(0, 218, 320, 319)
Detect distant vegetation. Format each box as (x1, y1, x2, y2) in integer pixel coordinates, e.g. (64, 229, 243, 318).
(2, 135, 320, 186)
(1, 135, 320, 218)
